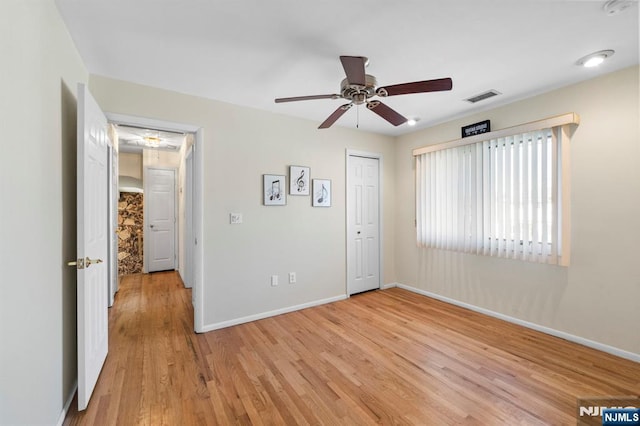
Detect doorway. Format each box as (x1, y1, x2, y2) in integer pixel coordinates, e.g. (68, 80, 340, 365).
(106, 113, 204, 332)
(346, 151, 382, 295)
(145, 167, 177, 273)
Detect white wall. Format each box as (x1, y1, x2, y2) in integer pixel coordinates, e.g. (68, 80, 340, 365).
(118, 152, 142, 179)
(143, 148, 181, 169)
(0, 1, 88, 424)
(177, 134, 194, 284)
(88, 76, 396, 328)
(394, 66, 640, 356)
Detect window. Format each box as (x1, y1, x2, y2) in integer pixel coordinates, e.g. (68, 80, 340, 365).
(414, 114, 577, 266)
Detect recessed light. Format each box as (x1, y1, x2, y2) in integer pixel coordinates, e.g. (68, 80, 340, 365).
(603, 0, 635, 16)
(407, 118, 419, 126)
(576, 50, 615, 68)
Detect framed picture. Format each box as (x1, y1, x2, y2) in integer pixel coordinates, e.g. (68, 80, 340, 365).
(263, 174, 286, 206)
(289, 166, 310, 195)
(312, 179, 331, 207)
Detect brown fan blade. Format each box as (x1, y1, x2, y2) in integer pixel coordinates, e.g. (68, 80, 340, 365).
(275, 94, 340, 103)
(318, 103, 353, 129)
(339, 56, 366, 86)
(366, 100, 407, 126)
(377, 78, 453, 97)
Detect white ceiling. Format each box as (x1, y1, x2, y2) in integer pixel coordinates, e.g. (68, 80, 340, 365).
(55, 0, 639, 136)
(116, 125, 185, 153)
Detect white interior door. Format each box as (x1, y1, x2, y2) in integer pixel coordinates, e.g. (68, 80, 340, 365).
(76, 83, 109, 410)
(347, 155, 380, 295)
(146, 167, 176, 272)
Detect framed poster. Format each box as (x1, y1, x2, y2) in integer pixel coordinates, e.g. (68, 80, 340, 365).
(289, 166, 310, 195)
(312, 179, 331, 207)
(263, 174, 286, 206)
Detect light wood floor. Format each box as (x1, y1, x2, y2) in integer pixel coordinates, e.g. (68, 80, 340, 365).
(64, 272, 640, 425)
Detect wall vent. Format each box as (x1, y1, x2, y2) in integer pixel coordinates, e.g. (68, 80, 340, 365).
(465, 90, 501, 104)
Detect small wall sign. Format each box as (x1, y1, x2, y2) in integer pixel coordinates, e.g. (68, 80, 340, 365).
(461, 120, 491, 138)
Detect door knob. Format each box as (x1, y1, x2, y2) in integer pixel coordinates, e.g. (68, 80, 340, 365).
(150, 224, 154, 228)
(66, 257, 102, 269)
(67, 258, 85, 269)
(357, 231, 361, 234)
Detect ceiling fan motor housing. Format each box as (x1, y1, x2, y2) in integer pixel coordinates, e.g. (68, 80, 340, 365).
(340, 74, 377, 104)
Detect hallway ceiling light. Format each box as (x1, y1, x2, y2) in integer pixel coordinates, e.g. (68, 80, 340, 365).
(116, 124, 186, 153)
(143, 135, 161, 147)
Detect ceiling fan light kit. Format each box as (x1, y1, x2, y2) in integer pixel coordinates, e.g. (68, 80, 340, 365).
(275, 55, 453, 129)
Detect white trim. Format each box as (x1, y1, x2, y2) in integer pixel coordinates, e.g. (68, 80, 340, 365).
(106, 113, 200, 134)
(106, 113, 204, 333)
(345, 149, 384, 296)
(412, 112, 580, 156)
(200, 295, 348, 332)
(396, 283, 640, 363)
(381, 282, 398, 290)
(182, 146, 194, 289)
(56, 381, 77, 426)
(192, 129, 204, 333)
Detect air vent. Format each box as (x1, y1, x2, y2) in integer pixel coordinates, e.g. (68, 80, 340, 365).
(465, 90, 501, 104)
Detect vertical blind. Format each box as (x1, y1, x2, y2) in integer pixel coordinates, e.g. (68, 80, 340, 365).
(416, 127, 562, 264)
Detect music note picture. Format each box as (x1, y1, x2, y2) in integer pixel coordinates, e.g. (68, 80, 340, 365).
(263, 174, 286, 206)
(289, 166, 310, 196)
(312, 179, 331, 207)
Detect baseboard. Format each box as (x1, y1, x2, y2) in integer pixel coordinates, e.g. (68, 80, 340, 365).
(381, 282, 398, 290)
(396, 283, 640, 363)
(201, 294, 349, 332)
(177, 268, 192, 289)
(56, 381, 77, 426)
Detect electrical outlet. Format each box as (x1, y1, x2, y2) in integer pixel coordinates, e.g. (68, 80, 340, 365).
(289, 272, 296, 284)
(230, 213, 243, 224)
(271, 275, 278, 286)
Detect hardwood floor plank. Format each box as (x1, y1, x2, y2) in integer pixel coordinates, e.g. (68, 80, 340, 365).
(64, 273, 640, 425)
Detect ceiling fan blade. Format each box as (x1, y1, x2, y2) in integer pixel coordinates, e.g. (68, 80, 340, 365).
(339, 56, 366, 86)
(275, 94, 340, 103)
(377, 78, 453, 97)
(318, 103, 353, 129)
(366, 100, 407, 126)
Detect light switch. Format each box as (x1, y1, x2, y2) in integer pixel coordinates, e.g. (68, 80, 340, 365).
(230, 213, 243, 224)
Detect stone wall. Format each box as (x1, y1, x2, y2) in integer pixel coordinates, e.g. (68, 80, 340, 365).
(118, 192, 143, 275)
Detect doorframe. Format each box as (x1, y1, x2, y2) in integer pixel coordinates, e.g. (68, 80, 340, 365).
(107, 143, 118, 307)
(345, 149, 383, 296)
(105, 113, 205, 333)
(184, 146, 194, 290)
(143, 166, 178, 273)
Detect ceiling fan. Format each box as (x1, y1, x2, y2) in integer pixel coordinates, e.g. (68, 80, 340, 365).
(274, 56, 453, 129)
